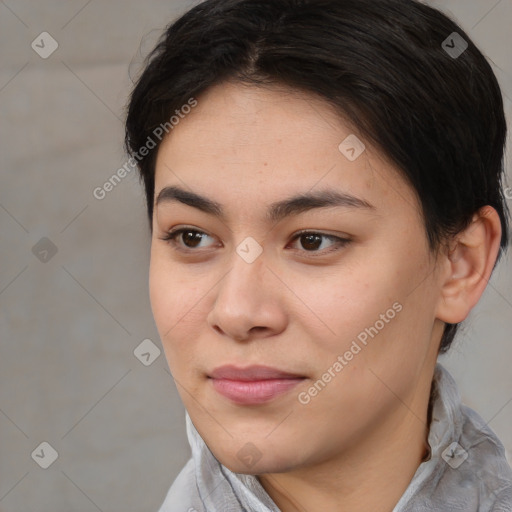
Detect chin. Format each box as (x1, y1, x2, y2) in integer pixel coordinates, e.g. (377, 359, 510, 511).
(210, 440, 303, 476)
(219, 456, 289, 476)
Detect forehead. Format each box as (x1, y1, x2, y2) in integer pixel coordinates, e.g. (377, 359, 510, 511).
(153, 81, 419, 220)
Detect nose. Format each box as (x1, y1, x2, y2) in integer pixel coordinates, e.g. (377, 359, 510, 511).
(207, 249, 287, 342)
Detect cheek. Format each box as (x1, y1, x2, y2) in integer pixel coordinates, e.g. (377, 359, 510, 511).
(312, 264, 400, 347)
(148, 250, 206, 353)
(315, 248, 431, 364)
(149, 254, 174, 330)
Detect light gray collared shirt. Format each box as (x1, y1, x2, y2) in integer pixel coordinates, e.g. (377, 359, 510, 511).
(158, 363, 512, 511)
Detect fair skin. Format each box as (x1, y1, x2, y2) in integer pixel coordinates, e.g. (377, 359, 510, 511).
(149, 81, 501, 512)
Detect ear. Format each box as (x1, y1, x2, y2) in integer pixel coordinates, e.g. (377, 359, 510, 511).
(435, 206, 502, 324)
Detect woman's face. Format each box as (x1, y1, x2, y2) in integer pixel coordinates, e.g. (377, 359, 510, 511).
(149, 81, 446, 474)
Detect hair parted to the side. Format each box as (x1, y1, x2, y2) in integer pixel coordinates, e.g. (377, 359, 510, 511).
(125, 0, 509, 353)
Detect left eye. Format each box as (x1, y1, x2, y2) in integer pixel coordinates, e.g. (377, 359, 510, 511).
(288, 231, 350, 253)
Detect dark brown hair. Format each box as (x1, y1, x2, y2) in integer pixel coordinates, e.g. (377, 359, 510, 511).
(125, 0, 509, 352)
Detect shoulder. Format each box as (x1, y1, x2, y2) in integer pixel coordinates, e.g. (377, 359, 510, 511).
(157, 458, 206, 512)
(459, 404, 512, 509)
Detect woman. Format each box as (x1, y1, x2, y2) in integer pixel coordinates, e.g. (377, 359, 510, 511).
(125, 0, 512, 510)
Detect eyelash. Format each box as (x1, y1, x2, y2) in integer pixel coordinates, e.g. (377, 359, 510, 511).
(158, 227, 351, 257)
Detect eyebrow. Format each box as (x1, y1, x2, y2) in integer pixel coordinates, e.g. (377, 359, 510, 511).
(155, 185, 375, 223)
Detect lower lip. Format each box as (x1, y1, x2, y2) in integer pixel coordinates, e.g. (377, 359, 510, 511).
(210, 378, 304, 405)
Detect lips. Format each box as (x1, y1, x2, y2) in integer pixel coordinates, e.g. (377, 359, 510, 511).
(208, 365, 306, 405)
(209, 364, 304, 381)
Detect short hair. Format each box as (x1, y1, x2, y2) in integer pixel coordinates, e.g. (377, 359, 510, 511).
(125, 0, 510, 353)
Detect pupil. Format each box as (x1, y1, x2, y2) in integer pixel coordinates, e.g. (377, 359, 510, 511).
(302, 234, 321, 251)
(183, 231, 202, 248)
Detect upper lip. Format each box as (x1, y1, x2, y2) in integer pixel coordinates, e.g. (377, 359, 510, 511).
(209, 365, 305, 381)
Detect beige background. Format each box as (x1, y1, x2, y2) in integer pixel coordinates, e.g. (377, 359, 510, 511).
(0, 1, 511, 511)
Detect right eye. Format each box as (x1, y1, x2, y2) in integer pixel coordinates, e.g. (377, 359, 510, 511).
(159, 227, 218, 252)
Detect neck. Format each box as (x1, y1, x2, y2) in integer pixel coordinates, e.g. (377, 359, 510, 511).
(257, 378, 435, 512)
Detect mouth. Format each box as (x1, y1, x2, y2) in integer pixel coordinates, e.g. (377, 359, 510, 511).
(208, 365, 306, 405)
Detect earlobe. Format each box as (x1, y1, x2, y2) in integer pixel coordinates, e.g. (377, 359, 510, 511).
(435, 206, 502, 324)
